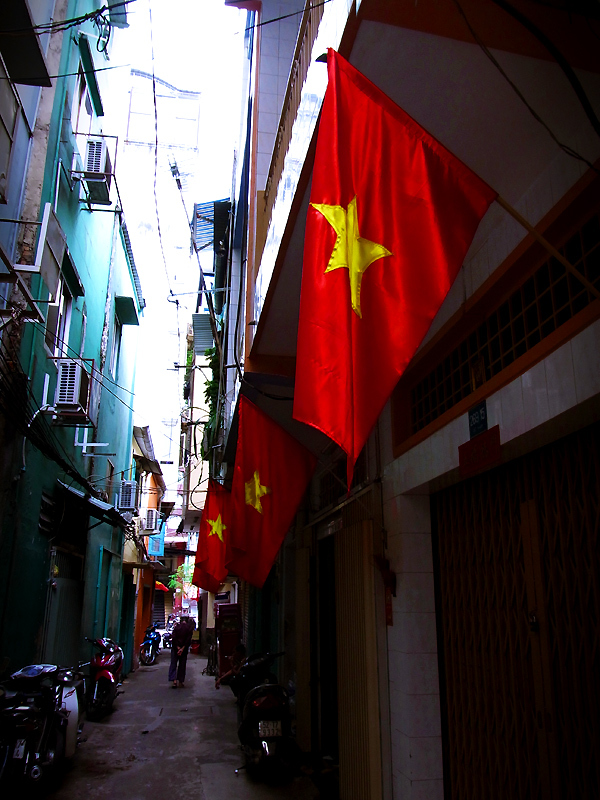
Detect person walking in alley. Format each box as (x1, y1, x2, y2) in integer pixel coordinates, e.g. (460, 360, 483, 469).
(168, 615, 195, 687)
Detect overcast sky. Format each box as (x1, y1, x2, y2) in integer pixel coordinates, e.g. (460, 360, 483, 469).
(110, 0, 247, 505)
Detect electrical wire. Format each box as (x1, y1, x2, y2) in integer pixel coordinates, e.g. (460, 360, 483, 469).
(242, 1, 333, 34)
(0, 1, 135, 37)
(0, 64, 130, 82)
(451, 0, 599, 173)
(0, 291, 136, 412)
(147, 0, 174, 297)
(491, 0, 600, 140)
(0, 341, 95, 491)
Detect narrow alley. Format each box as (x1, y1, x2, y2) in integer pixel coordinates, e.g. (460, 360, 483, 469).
(45, 654, 321, 800)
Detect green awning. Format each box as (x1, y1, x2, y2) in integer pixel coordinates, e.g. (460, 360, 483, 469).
(62, 249, 84, 297)
(115, 295, 139, 326)
(78, 34, 104, 117)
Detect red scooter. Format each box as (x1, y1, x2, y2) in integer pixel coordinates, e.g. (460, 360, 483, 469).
(85, 637, 123, 719)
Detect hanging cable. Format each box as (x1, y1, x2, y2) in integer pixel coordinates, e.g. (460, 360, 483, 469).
(147, 1, 174, 297)
(491, 0, 600, 139)
(0, 1, 135, 37)
(451, 0, 599, 173)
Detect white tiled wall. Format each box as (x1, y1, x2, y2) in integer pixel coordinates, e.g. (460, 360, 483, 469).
(385, 317, 600, 497)
(383, 493, 443, 800)
(423, 134, 598, 347)
(256, 1, 304, 191)
(381, 315, 600, 799)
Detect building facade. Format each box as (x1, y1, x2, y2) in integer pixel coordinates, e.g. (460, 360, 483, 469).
(0, 1, 145, 674)
(215, 1, 600, 799)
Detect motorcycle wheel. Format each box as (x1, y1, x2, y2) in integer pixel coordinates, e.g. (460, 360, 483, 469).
(87, 678, 112, 720)
(140, 645, 155, 666)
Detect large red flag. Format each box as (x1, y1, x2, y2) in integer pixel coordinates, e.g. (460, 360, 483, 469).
(192, 479, 231, 594)
(228, 396, 316, 588)
(293, 49, 497, 485)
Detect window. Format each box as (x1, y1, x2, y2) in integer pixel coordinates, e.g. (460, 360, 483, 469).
(106, 460, 115, 505)
(109, 316, 122, 378)
(401, 209, 600, 439)
(45, 278, 72, 357)
(72, 66, 94, 135)
(0, 57, 20, 202)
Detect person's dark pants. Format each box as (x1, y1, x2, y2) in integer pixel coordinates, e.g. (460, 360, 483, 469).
(168, 646, 189, 683)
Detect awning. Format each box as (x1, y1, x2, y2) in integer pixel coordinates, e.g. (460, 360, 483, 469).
(78, 34, 104, 117)
(126, 561, 167, 571)
(192, 313, 213, 353)
(0, 0, 51, 87)
(115, 295, 139, 326)
(57, 480, 130, 528)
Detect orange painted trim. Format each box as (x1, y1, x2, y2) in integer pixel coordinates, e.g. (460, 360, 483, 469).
(392, 166, 600, 459)
(392, 296, 600, 460)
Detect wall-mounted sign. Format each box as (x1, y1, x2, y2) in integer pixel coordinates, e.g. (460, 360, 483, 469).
(468, 399, 488, 439)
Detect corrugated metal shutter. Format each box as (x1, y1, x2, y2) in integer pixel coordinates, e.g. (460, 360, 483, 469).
(192, 313, 213, 354)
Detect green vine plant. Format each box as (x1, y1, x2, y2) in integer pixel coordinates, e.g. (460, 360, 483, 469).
(201, 345, 222, 463)
(167, 563, 194, 591)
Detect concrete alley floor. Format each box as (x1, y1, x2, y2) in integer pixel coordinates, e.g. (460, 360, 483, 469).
(45, 652, 321, 800)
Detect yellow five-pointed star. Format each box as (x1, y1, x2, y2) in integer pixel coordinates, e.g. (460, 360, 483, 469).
(311, 196, 392, 318)
(208, 514, 226, 542)
(245, 470, 271, 514)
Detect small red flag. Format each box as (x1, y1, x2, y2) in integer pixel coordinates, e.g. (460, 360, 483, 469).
(293, 49, 497, 486)
(228, 396, 316, 588)
(192, 479, 231, 594)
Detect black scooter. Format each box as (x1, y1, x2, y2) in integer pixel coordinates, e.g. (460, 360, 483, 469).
(0, 663, 86, 787)
(231, 652, 294, 775)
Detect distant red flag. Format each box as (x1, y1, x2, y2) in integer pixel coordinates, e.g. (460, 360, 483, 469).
(293, 49, 497, 486)
(192, 479, 231, 594)
(228, 396, 317, 588)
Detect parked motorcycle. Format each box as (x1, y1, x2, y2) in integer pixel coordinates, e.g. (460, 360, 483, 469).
(0, 663, 85, 786)
(162, 617, 178, 650)
(85, 637, 123, 719)
(232, 652, 294, 775)
(139, 624, 161, 666)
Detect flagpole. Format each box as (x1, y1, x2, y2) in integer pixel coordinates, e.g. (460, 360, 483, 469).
(496, 195, 600, 301)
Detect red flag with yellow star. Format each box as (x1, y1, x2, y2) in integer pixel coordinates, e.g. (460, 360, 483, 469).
(293, 49, 497, 486)
(228, 396, 316, 588)
(192, 479, 231, 594)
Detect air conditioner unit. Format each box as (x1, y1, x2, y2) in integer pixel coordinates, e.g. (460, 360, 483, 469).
(119, 480, 137, 511)
(146, 508, 159, 532)
(83, 139, 112, 205)
(54, 360, 90, 417)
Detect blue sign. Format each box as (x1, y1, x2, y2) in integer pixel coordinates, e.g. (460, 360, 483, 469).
(148, 521, 165, 557)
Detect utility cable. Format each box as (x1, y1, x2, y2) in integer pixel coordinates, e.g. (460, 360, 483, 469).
(0, 1, 135, 37)
(242, 0, 332, 34)
(451, 0, 599, 173)
(491, 0, 600, 140)
(0, 64, 130, 82)
(169, 159, 223, 365)
(147, 0, 174, 297)
(0, 292, 136, 412)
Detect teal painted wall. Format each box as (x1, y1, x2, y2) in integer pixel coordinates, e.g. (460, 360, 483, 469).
(0, 2, 141, 673)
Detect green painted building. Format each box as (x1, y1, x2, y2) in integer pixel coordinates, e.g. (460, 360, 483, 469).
(0, 1, 143, 674)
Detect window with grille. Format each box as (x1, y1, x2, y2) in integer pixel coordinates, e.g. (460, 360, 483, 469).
(409, 212, 600, 435)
